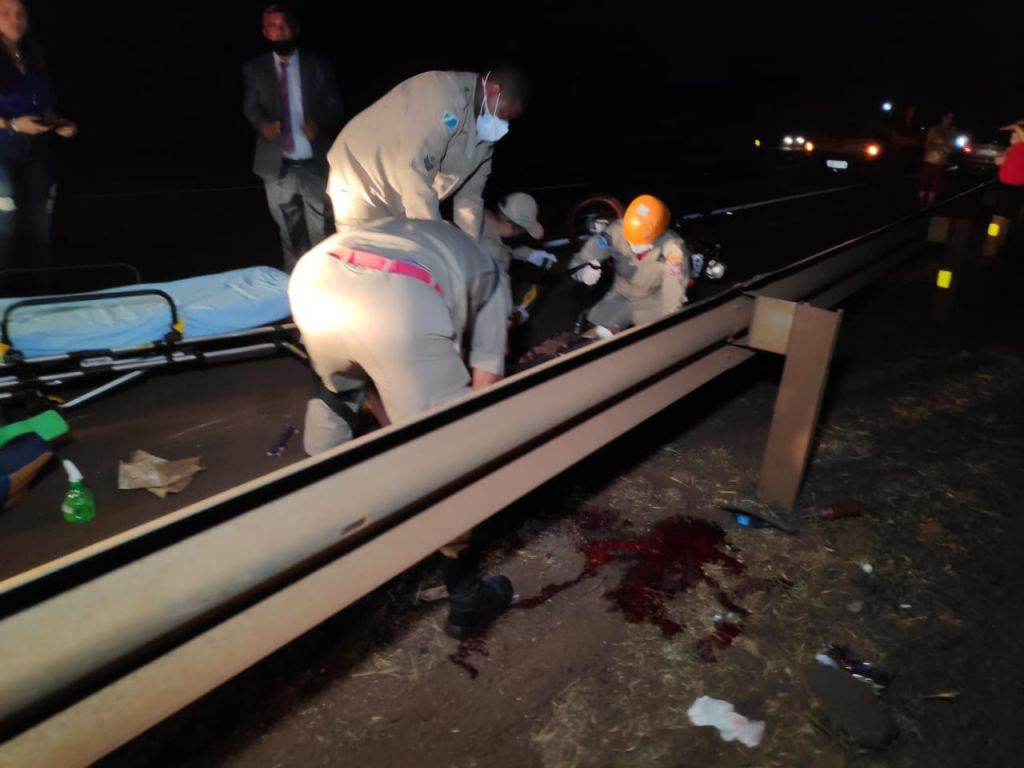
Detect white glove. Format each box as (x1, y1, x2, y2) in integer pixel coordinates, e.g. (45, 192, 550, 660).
(574, 261, 602, 286)
(512, 304, 530, 325)
(526, 249, 557, 269)
(705, 259, 726, 279)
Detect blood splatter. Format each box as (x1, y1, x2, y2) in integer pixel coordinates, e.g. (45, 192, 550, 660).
(450, 513, 777, 677)
(448, 635, 488, 680)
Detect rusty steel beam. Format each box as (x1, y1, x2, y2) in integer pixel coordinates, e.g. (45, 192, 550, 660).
(756, 303, 843, 510)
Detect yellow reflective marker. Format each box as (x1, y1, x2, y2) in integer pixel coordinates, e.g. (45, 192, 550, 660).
(520, 284, 538, 309)
(936, 270, 953, 289)
(754, 138, 761, 147)
(988, 221, 1001, 237)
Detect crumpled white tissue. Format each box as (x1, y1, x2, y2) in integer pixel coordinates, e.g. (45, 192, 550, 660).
(687, 695, 765, 747)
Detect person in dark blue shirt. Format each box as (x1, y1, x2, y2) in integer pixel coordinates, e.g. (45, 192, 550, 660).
(0, 0, 76, 295)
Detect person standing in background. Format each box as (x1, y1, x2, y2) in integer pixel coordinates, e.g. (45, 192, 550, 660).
(985, 120, 1024, 256)
(0, 0, 77, 296)
(918, 110, 955, 208)
(243, 2, 343, 272)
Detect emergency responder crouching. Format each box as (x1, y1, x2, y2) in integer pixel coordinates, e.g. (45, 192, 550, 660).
(481, 192, 551, 271)
(288, 218, 514, 639)
(571, 194, 690, 337)
(479, 191, 556, 324)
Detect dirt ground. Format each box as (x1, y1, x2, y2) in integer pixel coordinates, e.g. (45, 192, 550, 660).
(103, 241, 1024, 768)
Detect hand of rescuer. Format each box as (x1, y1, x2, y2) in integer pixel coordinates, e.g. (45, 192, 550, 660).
(471, 367, 502, 391)
(574, 261, 603, 286)
(526, 249, 558, 269)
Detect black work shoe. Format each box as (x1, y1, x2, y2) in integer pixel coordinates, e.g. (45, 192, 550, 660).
(443, 575, 514, 640)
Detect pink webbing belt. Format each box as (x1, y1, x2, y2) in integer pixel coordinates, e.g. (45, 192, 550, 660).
(329, 247, 444, 297)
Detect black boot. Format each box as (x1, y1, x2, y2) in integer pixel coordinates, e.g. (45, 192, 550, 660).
(442, 549, 514, 640)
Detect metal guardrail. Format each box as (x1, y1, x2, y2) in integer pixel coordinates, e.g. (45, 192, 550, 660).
(0, 183, 992, 766)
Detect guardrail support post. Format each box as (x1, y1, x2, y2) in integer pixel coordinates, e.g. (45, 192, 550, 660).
(747, 296, 843, 511)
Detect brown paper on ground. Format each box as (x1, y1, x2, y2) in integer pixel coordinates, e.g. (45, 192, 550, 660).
(146, 476, 195, 498)
(118, 450, 203, 497)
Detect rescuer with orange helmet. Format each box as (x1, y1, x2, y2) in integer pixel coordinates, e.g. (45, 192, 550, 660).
(570, 194, 691, 335)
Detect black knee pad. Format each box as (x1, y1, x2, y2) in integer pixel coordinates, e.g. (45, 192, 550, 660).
(314, 381, 363, 433)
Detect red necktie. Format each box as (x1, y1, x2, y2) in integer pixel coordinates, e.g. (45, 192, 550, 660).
(278, 60, 295, 153)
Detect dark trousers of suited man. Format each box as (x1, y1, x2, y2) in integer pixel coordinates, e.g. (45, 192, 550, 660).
(264, 159, 332, 272)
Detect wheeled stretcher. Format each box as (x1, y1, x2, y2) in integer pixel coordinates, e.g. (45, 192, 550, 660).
(0, 267, 304, 410)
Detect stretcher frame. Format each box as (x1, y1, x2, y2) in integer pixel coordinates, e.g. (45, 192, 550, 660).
(0, 288, 304, 411)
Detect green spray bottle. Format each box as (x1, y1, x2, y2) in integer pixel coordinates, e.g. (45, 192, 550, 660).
(61, 460, 95, 523)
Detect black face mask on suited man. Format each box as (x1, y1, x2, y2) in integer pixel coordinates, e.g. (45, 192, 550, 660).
(269, 39, 297, 56)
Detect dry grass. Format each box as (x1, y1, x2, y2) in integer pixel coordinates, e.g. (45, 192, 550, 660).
(253, 340, 1023, 768)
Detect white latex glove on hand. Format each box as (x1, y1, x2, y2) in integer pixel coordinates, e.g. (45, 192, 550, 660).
(526, 249, 557, 269)
(574, 261, 603, 286)
(512, 304, 530, 325)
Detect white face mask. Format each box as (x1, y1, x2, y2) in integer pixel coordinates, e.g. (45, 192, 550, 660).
(629, 242, 652, 255)
(476, 74, 510, 143)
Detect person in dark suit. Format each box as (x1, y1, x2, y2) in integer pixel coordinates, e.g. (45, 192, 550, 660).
(243, 3, 342, 271)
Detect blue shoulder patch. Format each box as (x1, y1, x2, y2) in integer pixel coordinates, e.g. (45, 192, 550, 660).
(441, 111, 459, 134)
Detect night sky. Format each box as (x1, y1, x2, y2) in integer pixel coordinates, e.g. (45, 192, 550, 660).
(23, 0, 1021, 187)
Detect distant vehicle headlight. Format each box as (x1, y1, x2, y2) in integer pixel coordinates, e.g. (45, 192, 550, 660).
(795, 136, 805, 145)
(955, 135, 969, 148)
(866, 144, 881, 157)
(783, 136, 794, 146)
(804, 141, 815, 152)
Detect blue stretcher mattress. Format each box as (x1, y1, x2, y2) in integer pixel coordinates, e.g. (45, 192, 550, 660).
(0, 267, 291, 358)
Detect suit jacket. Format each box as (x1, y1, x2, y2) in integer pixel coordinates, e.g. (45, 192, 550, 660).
(243, 50, 343, 182)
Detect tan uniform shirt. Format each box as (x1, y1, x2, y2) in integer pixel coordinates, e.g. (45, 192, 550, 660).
(573, 221, 690, 325)
(479, 213, 534, 272)
(478, 212, 536, 314)
(317, 219, 508, 374)
(327, 71, 493, 239)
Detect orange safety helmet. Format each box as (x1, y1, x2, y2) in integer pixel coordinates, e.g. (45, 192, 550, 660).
(622, 194, 670, 246)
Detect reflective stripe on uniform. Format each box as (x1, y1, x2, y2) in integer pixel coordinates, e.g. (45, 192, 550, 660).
(329, 246, 444, 297)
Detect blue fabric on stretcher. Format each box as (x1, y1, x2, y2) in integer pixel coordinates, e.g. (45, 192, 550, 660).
(0, 267, 291, 358)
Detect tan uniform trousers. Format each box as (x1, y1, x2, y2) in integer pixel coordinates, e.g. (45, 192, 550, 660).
(290, 250, 471, 456)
